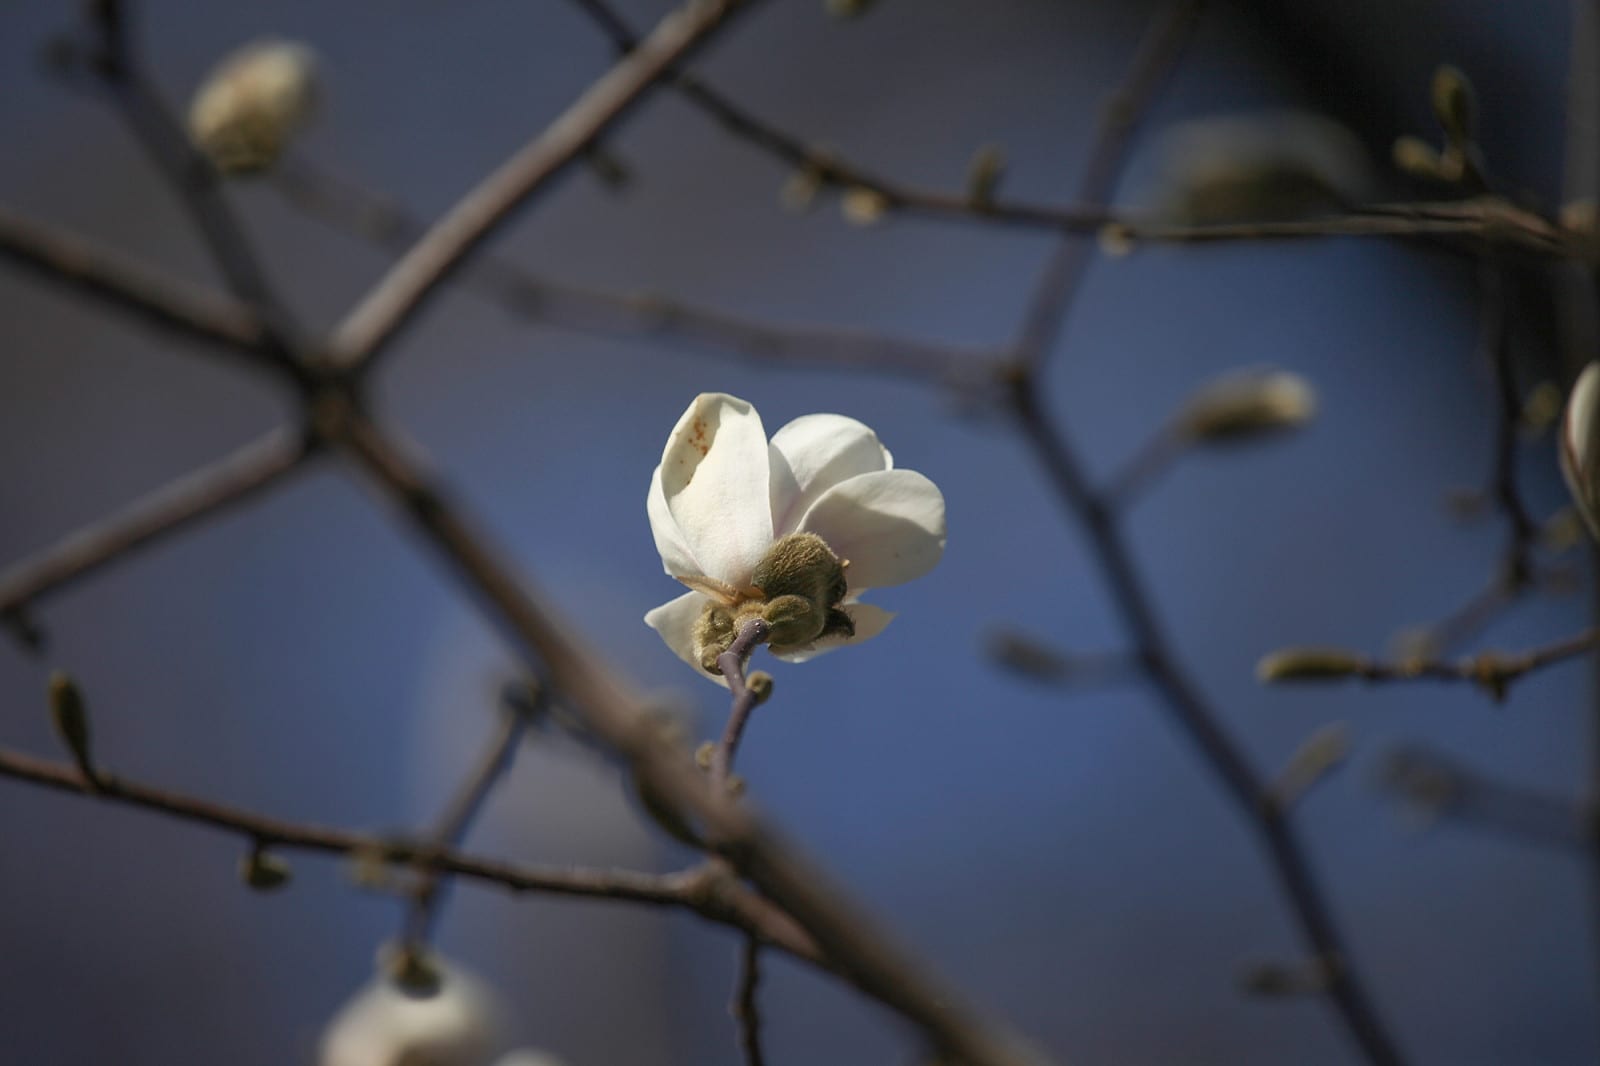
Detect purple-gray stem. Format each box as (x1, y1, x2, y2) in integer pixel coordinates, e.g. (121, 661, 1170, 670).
(712, 617, 771, 788)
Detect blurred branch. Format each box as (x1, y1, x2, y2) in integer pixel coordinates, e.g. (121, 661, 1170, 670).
(733, 933, 767, 1066)
(400, 686, 541, 955)
(998, 3, 1407, 1063)
(1379, 745, 1594, 851)
(0, 428, 312, 628)
(0, 742, 822, 961)
(0, 205, 271, 363)
(1014, 0, 1201, 374)
(330, 407, 1048, 1066)
(82, 0, 307, 368)
(1268, 629, 1600, 699)
(328, 0, 760, 371)
(273, 158, 990, 382)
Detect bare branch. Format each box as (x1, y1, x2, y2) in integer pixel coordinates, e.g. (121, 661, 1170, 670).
(0, 428, 312, 622)
(0, 742, 818, 960)
(84, 0, 307, 365)
(401, 687, 540, 953)
(273, 158, 989, 382)
(328, 0, 759, 370)
(1379, 746, 1594, 851)
(711, 618, 771, 790)
(733, 933, 767, 1066)
(1014, 0, 1203, 373)
(0, 204, 270, 362)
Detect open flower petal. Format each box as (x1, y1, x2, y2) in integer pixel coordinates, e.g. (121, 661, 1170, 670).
(796, 469, 946, 590)
(770, 602, 895, 663)
(647, 465, 703, 579)
(644, 592, 728, 687)
(768, 413, 893, 536)
(658, 393, 773, 586)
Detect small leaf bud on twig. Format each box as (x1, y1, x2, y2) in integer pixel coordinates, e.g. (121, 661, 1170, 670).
(1256, 647, 1367, 683)
(48, 670, 98, 791)
(1177, 369, 1317, 443)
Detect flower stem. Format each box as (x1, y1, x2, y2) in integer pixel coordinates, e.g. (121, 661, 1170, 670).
(712, 617, 771, 788)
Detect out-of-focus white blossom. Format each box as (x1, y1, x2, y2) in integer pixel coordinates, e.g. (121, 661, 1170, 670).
(1151, 111, 1371, 224)
(187, 38, 319, 175)
(319, 950, 503, 1066)
(1561, 362, 1600, 540)
(645, 393, 945, 684)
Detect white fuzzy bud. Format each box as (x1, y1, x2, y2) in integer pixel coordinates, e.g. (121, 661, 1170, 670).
(187, 39, 319, 175)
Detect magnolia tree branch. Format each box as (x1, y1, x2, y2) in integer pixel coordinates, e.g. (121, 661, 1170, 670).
(0, 742, 823, 961)
(996, 3, 1407, 1064)
(733, 933, 767, 1066)
(272, 158, 988, 383)
(0, 205, 271, 362)
(328, 0, 760, 370)
(0, 428, 313, 627)
(711, 618, 771, 789)
(85, 0, 307, 367)
(400, 687, 541, 955)
(1379, 746, 1595, 852)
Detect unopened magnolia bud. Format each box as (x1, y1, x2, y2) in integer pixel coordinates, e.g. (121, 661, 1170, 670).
(841, 186, 889, 226)
(1430, 65, 1476, 145)
(966, 144, 1006, 208)
(746, 671, 774, 705)
(48, 671, 97, 788)
(1178, 369, 1316, 442)
(1256, 647, 1367, 683)
(1560, 362, 1600, 540)
(187, 38, 319, 175)
(1391, 135, 1443, 180)
(240, 847, 292, 891)
(1271, 723, 1349, 809)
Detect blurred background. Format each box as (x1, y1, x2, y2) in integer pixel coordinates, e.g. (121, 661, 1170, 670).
(0, 0, 1592, 1063)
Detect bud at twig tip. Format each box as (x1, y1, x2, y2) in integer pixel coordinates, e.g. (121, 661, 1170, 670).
(48, 670, 98, 790)
(1256, 647, 1367, 683)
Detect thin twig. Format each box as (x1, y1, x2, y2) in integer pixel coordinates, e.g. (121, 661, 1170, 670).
(272, 158, 988, 382)
(1483, 264, 1538, 579)
(0, 428, 312, 620)
(328, 0, 759, 370)
(85, 0, 307, 369)
(1000, 3, 1407, 1062)
(1014, 0, 1203, 374)
(400, 689, 540, 952)
(1102, 419, 1191, 510)
(330, 408, 1046, 1066)
(1380, 745, 1594, 852)
(1341, 628, 1600, 696)
(0, 204, 270, 361)
(732, 933, 767, 1066)
(0, 742, 820, 961)
(712, 618, 771, 789)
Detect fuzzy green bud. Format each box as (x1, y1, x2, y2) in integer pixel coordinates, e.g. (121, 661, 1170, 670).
(1430, 65, 1476, 145)
(240, 847, 292, 891)
(746, 671, 775, 705)
(966, 144, 1006, 208)
(1179, 369, 1317, 443)
(1256, 647, 1368, 683)
(48, 671, 97, 789)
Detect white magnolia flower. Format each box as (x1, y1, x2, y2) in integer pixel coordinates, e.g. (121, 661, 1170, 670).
(187, 38, 319, 175)
(319, 950, 503, 1066)
(1562, 361, 1600, 540)
(645, 393, 946, 684)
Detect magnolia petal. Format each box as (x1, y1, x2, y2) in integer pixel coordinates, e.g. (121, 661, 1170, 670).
(660, 393, 773, 586)
(1563, 362, 1600, 540)
(767, 413, 894, 536)
(647, 464, 703, 579)
(797, 469, 946, 590)
(644, 591, 727, 688)
(770, 601, 895, 663)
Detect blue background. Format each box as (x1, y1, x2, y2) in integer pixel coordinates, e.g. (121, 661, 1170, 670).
(0, 1, 1591, 1063)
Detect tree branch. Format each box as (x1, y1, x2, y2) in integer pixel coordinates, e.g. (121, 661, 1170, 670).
(84, 0, 307, 368)
(0, 741, 822, 961)
(0, 204, 271, 363)
(273, 158, 989, 382)
(0, 428, 312, 623)
(732, 933, 767, 1066)
(328, 0, 760, 370)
